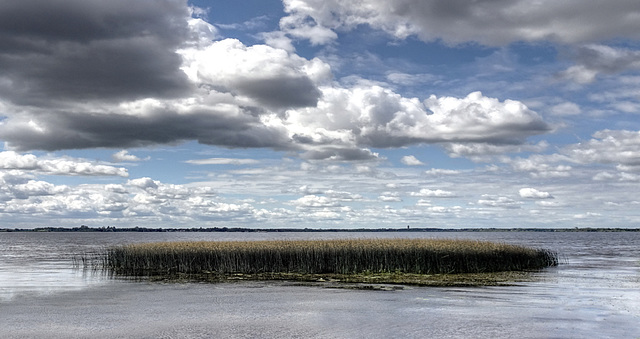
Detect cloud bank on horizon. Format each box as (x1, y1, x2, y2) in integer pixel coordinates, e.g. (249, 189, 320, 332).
(0, 0, 639, 228)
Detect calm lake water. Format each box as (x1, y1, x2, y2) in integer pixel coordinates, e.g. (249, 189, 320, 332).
(1, 231, 639, 338)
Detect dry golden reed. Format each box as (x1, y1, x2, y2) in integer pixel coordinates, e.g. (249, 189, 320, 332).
(104, 238, 558, 277)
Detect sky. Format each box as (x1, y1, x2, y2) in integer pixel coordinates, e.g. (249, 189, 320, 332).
(1, 0, 640, 229)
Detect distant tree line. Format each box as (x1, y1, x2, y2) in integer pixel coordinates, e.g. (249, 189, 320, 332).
(1, 225, 639, 232)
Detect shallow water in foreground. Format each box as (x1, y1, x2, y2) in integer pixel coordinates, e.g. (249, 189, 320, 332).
(1, 231, 639, 338)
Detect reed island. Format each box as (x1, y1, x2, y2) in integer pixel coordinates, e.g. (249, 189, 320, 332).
(98, 238, 558, 287)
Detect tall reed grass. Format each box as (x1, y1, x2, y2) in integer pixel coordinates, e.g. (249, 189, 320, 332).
(104, 238, 557, 277)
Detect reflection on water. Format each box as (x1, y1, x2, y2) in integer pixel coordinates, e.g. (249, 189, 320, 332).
(1, 231, 639, 338)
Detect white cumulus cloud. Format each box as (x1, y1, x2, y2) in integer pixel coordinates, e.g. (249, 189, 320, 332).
(519, 188, 553, 199)
(410, 188, 456, 197)
(112, 150, 148, 162)
(478, 195, 522, 209)
(401, 155, 424, 166)
(0, 151, 128, 177)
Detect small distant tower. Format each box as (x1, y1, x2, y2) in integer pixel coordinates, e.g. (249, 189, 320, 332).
(407, 225, 410, 230)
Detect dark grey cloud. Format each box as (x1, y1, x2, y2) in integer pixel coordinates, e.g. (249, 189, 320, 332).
(0, 0, 192, 103)
(0, 107, 291, 152)
(0, 1, 551, 161)
(558, 44, 640, 84)
(571, 44, 640, 74)
(0, 0, 186, 44)
(356, 120, 551, 149)
(0, 1, 324, 154)
(282, 0, 640, 46)
(235, 76, 321, 109)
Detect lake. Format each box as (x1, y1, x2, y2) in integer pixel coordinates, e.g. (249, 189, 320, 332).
(1, 231, 639, 338)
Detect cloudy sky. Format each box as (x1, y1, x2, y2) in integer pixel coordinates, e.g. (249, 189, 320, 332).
(1, 0, 640, 229)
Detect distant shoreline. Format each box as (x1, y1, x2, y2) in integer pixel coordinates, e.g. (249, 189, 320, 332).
(1, 225, 639, 232)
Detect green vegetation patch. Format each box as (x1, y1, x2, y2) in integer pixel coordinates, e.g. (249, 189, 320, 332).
(100, 238, 557, 286)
